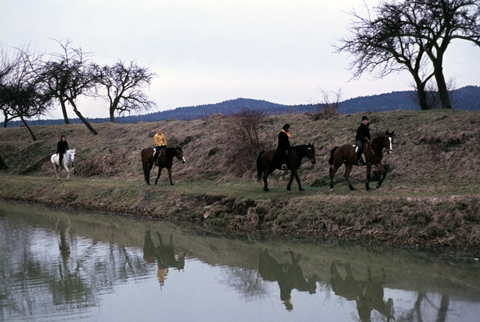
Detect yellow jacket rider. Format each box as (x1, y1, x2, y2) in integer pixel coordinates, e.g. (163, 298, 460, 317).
(153, 128, 167, 165)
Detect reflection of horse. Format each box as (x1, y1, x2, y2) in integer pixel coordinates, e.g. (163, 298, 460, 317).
(329, 131, 394, 191)
(258, 249, 317, 311)
(141, 146, 186, 185)
(51, 149, 76, 180)
(143, 231, 186, 286)
(257, 144, 316, 192)
(330, 262, 394, 322)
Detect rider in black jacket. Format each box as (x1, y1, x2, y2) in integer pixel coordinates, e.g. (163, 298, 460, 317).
(56, 135, 69, 168)
(274, 123, 292, 170)
(355, 116, 371, 165)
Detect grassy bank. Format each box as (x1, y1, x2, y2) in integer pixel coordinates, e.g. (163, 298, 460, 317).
(1, 110, 479, 255)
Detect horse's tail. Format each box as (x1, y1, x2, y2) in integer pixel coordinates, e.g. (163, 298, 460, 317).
(257, 150, 265, 181)
(329, 147, 338, 166)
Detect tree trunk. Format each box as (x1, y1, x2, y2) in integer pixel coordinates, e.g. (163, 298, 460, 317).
(109, 96, 121, 123)
(60, 98, 70, 124)
(68, 99, 98, 135)
(416, 84, 430, 110)
(434, 67, 452, 109)
(109, 106, 115, 123)
(20, 116, 36, 141)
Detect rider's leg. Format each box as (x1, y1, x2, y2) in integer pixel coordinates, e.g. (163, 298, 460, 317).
(355, 140, 364, 165)
(59, 153, 64, 168)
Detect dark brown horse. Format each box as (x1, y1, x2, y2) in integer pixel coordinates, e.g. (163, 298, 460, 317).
(141, 146, 185, 185)
(257, 144, 316, 192)
(329, 131, 394, 191)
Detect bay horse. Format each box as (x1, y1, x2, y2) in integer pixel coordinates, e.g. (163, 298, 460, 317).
(141, 146, 185, 185)
(51, 149, 76, 180)
(257, 144, 316, 192)
(329, 131, 394, 191)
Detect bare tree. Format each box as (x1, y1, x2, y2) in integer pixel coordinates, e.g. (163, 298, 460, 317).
(313, 89, 342, 120)
(337, 0, 480, 110)
(37, 39, 98, 134)
(1, 48, 52, 139)
(225, 107, 266, 176)
(96, 60, 157, 123)
(0, 46, 22, 127)
(336, 1, 435, 109)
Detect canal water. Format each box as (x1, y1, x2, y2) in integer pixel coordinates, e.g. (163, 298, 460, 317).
(1, 200, 479, 322)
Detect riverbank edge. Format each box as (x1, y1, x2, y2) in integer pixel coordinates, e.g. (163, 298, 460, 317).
(1, 175, 479, 258)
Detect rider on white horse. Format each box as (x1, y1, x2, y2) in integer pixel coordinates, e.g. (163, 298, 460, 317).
(57, 135, 69, 169)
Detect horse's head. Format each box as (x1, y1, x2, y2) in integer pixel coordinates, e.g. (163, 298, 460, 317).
(69, 149, 76, 166)
(306, 143, 316, 165)
(384, 131, 395, 154)
(175, 146, 186, 163)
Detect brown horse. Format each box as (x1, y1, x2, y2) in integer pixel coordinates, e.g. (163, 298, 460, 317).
(141, 146, 185, 185)
(329, 131, 394, 191)
(257, 144, 316, 192)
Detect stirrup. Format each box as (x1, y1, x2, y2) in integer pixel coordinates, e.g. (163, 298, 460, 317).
(281, 164, 287, 170)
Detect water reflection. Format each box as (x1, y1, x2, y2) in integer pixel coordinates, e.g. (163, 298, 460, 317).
(1, 200, 480, 322)
(258, 250, 317, 310)
(330, 262, 394, 321)
(143, 231, 185, 286)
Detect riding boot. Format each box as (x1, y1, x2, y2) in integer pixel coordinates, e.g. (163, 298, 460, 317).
(356, 151, 364, 166)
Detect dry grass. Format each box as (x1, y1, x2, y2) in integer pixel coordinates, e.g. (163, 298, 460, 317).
(1, 109, 480, 254)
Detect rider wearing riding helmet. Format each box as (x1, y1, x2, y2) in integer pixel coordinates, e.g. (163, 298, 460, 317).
(355, 115, 371, 165)
(153, 128, 167, 165)
(56, 135, 69, 168)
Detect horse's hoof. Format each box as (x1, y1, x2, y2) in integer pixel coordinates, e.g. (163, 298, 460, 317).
(330, 188, 334, 192)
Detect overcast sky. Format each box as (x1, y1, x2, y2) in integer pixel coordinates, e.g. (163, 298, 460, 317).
(2, 0, 480, 120)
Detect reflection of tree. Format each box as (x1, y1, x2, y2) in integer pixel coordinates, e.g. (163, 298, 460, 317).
(330, 262, 394, 322)
(258, 249, 317, 311)
(1, 216, 151, 320)
(143, 231, 185, 287)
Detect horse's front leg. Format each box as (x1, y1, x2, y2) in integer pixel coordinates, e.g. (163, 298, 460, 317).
(64, 165, 70, 180)
(365, 164, 373, 191)
(167, 167, 174, 185)
(375, 162, 386, 189)
(288, 170, 303, 191)
(263, 168, 272, 192)
(154, 166, 163, 185)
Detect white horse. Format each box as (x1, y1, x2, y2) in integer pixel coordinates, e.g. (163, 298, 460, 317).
(51, 149, 76, 180)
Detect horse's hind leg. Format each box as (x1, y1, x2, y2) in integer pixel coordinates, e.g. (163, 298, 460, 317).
(329, 165, 339, 192)
(53, 164, 60, 180)
(344, 164, 355, 191)
(143, 162, 152, 185)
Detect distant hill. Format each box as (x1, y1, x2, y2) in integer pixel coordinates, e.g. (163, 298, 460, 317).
(8, 85, 480, 127)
